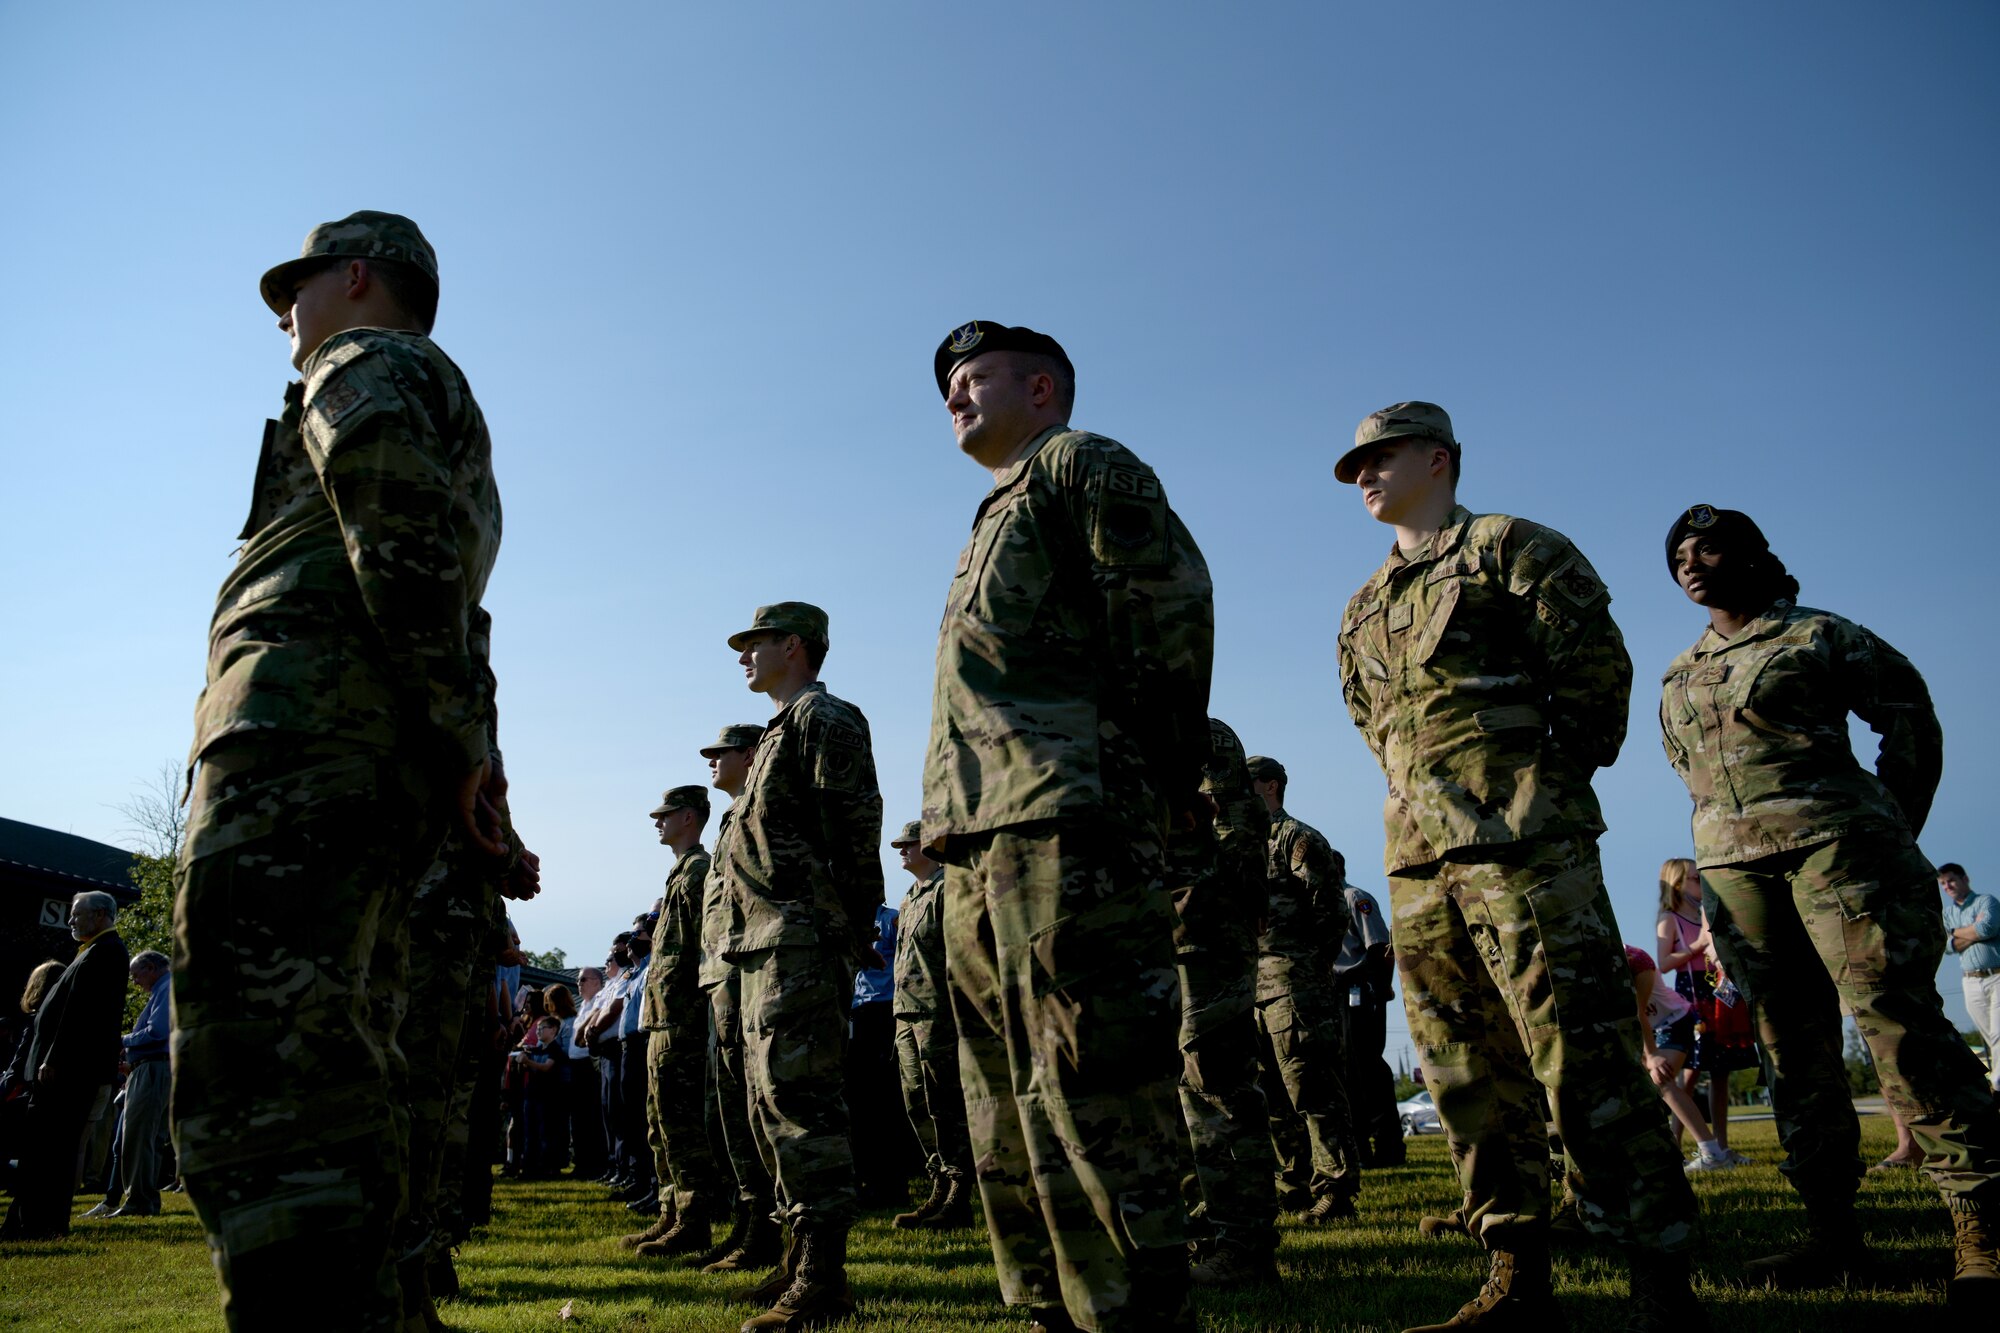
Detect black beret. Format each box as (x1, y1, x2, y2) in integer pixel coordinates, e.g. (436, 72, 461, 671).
(1664, 504, 1771, 573)
(934, 320, 1073, 398)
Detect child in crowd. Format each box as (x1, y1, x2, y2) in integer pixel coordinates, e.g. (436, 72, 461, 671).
(1628, 945, 1734, 1173)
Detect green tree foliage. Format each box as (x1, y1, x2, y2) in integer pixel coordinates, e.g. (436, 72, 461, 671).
(116, 763, 184, 1028)
(521, 947, 568, 971)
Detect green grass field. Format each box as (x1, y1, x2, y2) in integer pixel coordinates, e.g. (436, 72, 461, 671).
(0, 1115, 1959, 1331)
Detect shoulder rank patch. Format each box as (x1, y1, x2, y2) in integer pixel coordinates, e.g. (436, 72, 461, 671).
(812, 720, 868, 792)
(1544, 555, 1606, 609)
(311, 376, 369, 426)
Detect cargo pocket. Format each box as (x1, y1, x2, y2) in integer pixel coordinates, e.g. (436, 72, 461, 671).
(1117, 1183, 1191, 1250)
(1029, 897, 1180, 1090)
(1516, 862, 1614, 1043)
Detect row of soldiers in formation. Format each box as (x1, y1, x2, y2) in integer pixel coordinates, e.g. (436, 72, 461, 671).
(155, 208, 1996, 1333)
(613, 723, 1400, 1284)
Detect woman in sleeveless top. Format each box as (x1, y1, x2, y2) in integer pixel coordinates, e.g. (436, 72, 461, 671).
(1653, 857, 1754, 1164)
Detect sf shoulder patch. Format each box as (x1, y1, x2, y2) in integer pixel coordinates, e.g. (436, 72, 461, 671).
(1090, 463, 1168, 567)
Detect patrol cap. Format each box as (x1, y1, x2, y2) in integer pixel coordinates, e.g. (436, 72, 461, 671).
(1245, 755, 1287, 783)
(889, 820, 924, 848)
(1664, 504, 1771, 573)
(1335, 401, 1460, 485)
(259, 210, 440, 316)
(727, 602, 829, 653)
(934, 320, 1074, 398)
(648, 784, 711, 819)
(699, 723, 767, 758)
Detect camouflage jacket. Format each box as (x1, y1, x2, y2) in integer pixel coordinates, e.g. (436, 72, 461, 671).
(1171, 718, 1269, 962)
(724, 683, 884, 962)
(1338, 505, 1630, 874)
(1660, 602, 1941, 868)
(891, 868, 947, 1022)
(642, 844, 711, 1032)
(1257, 809, 1349, 999)
(190, 328, 500, 776)
(924, 426, 1214, 851)
(699, 808, 739, 991)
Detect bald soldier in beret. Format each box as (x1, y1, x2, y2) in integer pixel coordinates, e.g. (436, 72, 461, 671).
(887, 821, 974, 1230)
(924, 322, 1214, 1333)
(630, 785, 735, 1261)
(722, 604, 884, 1330)
(1334, 402, 1699, 1330)
(175, 210, 525, 1330)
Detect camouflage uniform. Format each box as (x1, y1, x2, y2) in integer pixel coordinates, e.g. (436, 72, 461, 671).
(1253, 803, 1361, 1209)
(722, 680, 884, 1230)
(925, 413, 1213, 1333)
(177, 214, 501, 1331)
(891, 858, 971, 1189)
(642, 820, 732, 1223)
(699, 800, 775, 1223)
(1339, 504, 1694, 1251)
(1171, 720, 1277, 1258)
(402, 830, 500, 1274)
(1661, 599, 2000, 1206)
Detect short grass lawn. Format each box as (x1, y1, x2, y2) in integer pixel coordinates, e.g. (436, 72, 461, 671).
(0, 1114, 1955, 1330)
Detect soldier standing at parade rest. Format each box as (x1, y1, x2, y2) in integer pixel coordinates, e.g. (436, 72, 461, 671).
(1659, 504, 2000, 1305)
(923, 321, 1214, 1333)
(173, 211, 523, 1330)
(632, 785, 736, 1261)
(1174, 720, 1281, 1288)
(691, 724, 784, 1276)
(724, 603, 884, 1331)
(887, 821, 976, 1231)
(1243, 755, 1364, 1225)
(1334, 402, 1700, 1331)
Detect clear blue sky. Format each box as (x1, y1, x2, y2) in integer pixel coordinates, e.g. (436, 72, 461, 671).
(3, 3, 1995, 1066)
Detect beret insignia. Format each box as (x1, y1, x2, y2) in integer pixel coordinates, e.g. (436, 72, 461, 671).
(1685, 504, 1716, 529)
(947, 322, 984, 354)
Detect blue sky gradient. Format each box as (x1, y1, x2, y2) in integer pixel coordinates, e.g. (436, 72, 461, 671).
(3, 3, 1995, 1064)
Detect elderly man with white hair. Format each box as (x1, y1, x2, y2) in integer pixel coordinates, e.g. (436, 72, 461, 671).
(1, 891, 129, 1239)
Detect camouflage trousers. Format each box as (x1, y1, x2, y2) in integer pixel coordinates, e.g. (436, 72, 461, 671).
(173, 739, 443, 1331)
(1389, 838, 1695, 1251)
(646, 1022, 731, 1217)
(1177, 952, 1276, 1255)
(707, 976, 774, 1211)
(1254, 973, 1362, 1204)
(944, 822, 1193, 1333)
(1703, 834, 2000, 1206)
(403, 838, 492, 1258)
(895, 1015, 972, 1180)
(737, 945, 858, 1227)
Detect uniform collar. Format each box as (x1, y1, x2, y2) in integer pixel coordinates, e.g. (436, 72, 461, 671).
(983, 424, 1066, 496)
(771, 680, 827, 726)
(1688, 600, 1796, 657)
(1385, 505, 1473, 571)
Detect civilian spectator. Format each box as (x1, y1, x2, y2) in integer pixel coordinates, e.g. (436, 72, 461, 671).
(1654, 857, 1755, 1165)
(517, 1016, 571, 1177)
(0, 962, 65, 1178)
(613, 922, 655, 1212)
(1333, 881, 1402, 1167)
(1627, 946, 1732, 1172)
(1, 892, 129, 1239)
(569, 968, 609, 1179)
(847, 900, 911, 1209)
(103, 951, 172, 1217)
(1940, 864, 2000, 1095)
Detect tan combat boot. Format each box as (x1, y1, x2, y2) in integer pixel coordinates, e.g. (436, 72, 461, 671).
(917, 1174, 976, 1230)
(637, 1199, 713, 1259)
(892, 1173, 947, 1229)
(1741, 1199, 1867, 1290)
(1949, 1196, 2000, 1310)
(740, 1225, 802, 1305)
(1400, 1234, 1562, 1332)
(740, 1225, 856, 1331)
(708, 1207, 784, 1275)
(620, 1199, 678, 1249)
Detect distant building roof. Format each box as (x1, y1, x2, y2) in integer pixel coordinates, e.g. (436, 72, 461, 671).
(0, 816, 141, 900)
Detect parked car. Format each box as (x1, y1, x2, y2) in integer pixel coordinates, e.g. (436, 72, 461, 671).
(1397, 1088, 1442, 1136)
